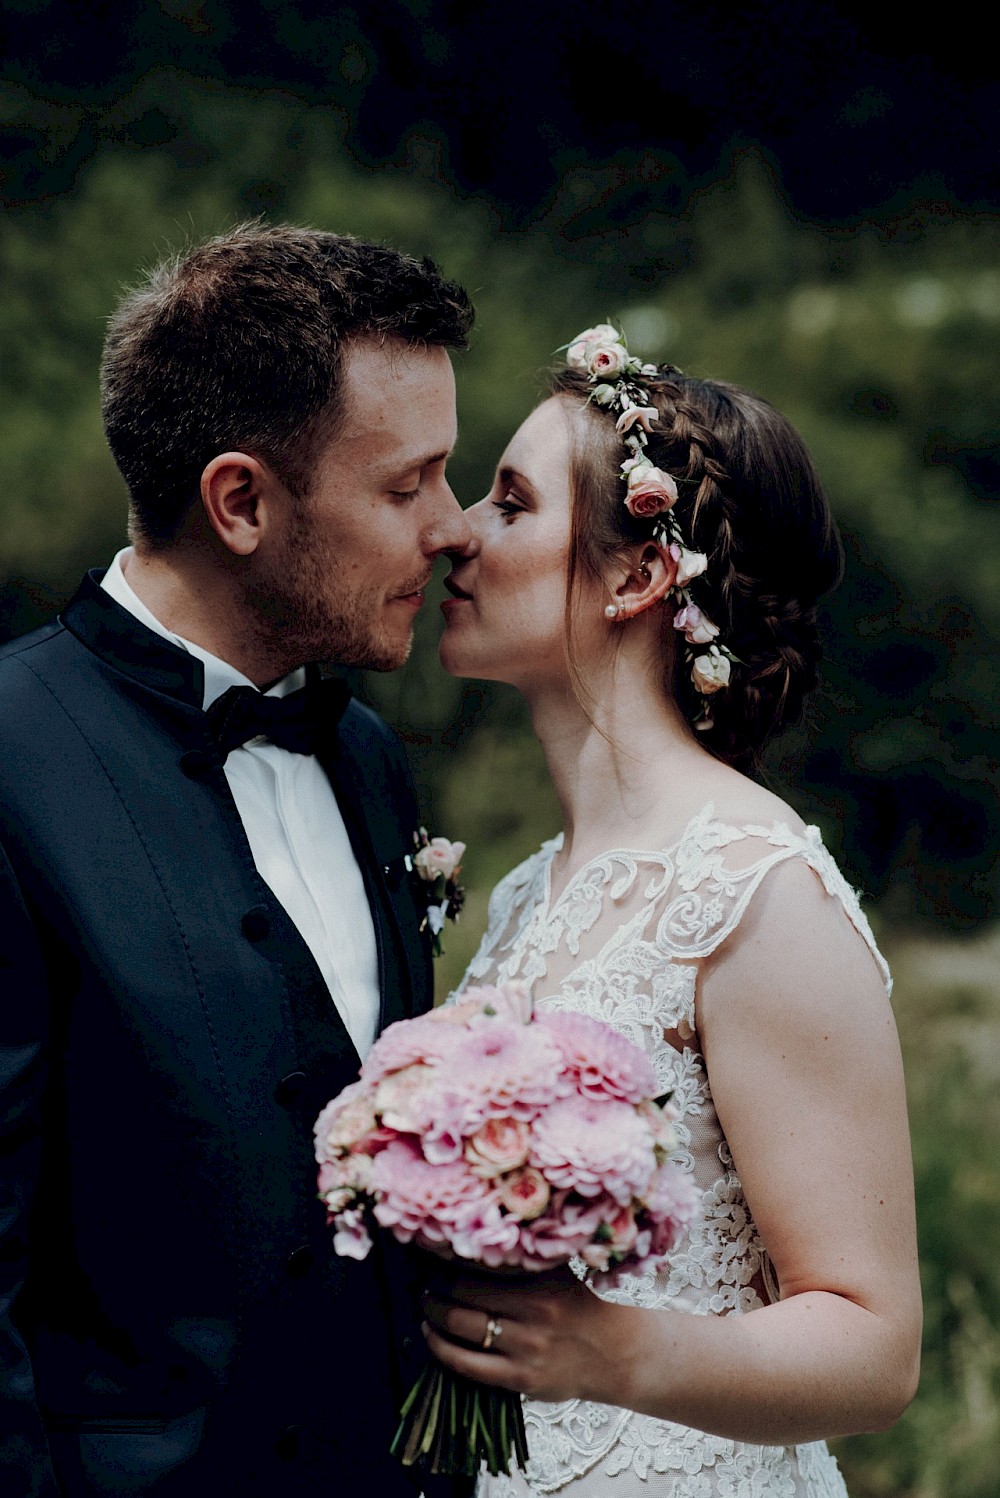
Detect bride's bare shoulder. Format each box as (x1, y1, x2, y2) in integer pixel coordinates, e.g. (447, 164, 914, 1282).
(676, 759, 810, 842)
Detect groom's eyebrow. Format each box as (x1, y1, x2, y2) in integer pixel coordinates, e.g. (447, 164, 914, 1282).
(385, 443, 456, 476)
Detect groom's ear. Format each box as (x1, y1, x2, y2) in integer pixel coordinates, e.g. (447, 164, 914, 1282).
(200, 451, 275, 556)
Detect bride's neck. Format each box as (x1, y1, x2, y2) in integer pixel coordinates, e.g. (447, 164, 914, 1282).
(524, 661, 720, 876)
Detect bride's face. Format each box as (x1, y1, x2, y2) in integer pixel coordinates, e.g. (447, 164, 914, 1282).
(439, 398, 594, 687)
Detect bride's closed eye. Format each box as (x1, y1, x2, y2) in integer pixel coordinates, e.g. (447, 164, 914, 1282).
(493, 495, 524, 522)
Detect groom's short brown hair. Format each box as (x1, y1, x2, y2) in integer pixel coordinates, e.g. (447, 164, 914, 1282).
(101, 223, 474, 547)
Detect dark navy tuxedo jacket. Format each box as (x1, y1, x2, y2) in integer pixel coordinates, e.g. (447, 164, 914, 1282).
(0, 573, 460, 1496)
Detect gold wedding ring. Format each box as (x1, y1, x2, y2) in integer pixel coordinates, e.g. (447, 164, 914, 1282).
(481, 1316, 502, 1351)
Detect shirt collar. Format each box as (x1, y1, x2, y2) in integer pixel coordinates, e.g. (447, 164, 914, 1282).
(101, 547, 306, 710)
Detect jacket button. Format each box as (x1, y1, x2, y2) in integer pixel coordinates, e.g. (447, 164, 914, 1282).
(274, 1071, 307, 1105)
(274, 1424, 299, 1460)
(241, 906, 270, 941)
(180, 749, 216, 778)
(286, 1245, 314, 1279)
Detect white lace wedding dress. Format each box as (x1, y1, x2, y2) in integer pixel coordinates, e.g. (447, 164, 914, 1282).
(458, 804, 890, 1498)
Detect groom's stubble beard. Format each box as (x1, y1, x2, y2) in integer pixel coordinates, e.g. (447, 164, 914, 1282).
(242, 502, 414, 674)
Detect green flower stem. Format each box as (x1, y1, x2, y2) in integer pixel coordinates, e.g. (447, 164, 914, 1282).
(391, 1363, 528, 1478)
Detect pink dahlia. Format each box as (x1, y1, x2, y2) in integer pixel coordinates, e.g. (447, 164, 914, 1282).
(371, 1139, 487, 1243)
(530, 1096, 656, 1206)
(361, 1010, 462, 1083)
(516, 1191, 608, 1266)
(449, 1195, 523, 1266)
(536, 1011, 657, 1104)
(443, 1019, 566, 1120)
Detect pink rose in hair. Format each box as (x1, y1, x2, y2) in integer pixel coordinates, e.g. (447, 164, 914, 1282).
(624, 464, 678, 520)
(669, 542, 708, 587)
(566, 324, 622, 370)
(673, 603, 719, 646)
(587, 343, 631, 379)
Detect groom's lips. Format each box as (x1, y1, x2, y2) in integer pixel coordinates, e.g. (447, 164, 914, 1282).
(394, 576, 432, 608)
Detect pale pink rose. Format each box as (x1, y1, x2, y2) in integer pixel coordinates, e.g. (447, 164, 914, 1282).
(371, 1139, 487, 1243)
(314, 1083, 377, 1161)
(615, 405, 660, 437)
(498, 1166, 551, 1221)
(673, 603, 719, 646)
(691, 648, 731, 694)
(375, 1063, 435, 1132)
(587, 343, 630, 378)
(530, 1096, 656, 1205)
(449, 1195, 523, 1265)
(669, 542, 708, 587)
(413, 837, 465, 883)
(465, 1117, 531, 1176)
(536, 1011, 657, 1104)
(623, 465, 677, 520)
(566, 324, 622, 370)
(331, 1207, 373, 1260)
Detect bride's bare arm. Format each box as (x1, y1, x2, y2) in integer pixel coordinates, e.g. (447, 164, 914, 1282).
(422, 859, 922, 1444)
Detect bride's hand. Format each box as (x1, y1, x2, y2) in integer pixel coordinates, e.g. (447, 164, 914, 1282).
(421, 1266, 639, 1405)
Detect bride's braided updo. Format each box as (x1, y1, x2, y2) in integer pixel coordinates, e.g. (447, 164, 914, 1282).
(551, 361, 843, 767)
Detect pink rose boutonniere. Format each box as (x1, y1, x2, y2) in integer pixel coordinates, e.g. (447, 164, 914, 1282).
(411, 827, 466, 956)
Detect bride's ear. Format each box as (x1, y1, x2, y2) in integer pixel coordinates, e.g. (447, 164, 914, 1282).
(609, 542, 678, 621)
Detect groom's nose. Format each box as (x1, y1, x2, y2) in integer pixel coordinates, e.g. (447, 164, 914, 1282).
(422, 478, 474, 557)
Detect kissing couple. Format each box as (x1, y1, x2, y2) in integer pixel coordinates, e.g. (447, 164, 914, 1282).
(0, 225, 920, 1498)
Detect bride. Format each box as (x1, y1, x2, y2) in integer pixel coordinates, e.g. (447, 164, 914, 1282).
(424, 326, 922, 1496)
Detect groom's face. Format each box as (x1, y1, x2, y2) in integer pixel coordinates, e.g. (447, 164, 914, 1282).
(257, 337, 469, 670)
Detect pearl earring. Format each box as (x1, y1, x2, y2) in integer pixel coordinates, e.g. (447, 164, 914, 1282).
(604, 603, 620, 619)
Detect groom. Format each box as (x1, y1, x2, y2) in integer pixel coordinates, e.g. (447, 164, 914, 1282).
(0, 226, 473, 1496)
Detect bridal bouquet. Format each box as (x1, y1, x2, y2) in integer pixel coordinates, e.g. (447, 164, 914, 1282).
(315, 982, 698, 1478)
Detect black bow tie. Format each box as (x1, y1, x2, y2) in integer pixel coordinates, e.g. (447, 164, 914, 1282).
(205, 677, 351, 761)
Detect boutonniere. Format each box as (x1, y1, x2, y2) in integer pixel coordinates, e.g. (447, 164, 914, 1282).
(411, 827, 466, 956)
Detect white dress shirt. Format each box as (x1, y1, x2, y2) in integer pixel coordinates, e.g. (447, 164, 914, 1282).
(101, 548, 380, 1060)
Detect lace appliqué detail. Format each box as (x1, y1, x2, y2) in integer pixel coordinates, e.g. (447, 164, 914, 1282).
(464, 805, 877, 1497)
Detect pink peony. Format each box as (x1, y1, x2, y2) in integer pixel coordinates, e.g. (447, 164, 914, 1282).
(498, 1166, 551, 1221)
(673, 603, 719, 646)
(537, 1011, 657, 1104)
(371, 1139, 487, 1243)
(465, 1117, 531, 1177)
(530, 1096, 656, 1206)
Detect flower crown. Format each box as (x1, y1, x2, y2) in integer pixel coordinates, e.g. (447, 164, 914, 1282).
(563, 324, 736, 730)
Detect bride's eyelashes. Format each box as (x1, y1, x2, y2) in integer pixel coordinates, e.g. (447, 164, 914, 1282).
(493, 494, 524, 522)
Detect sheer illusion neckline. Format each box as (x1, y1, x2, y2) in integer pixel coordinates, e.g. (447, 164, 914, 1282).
(537, 801, 813, 916)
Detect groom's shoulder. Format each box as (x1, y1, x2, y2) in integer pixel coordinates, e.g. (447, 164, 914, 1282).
(0, 618, 70, 692)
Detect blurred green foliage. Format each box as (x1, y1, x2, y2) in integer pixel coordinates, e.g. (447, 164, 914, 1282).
(2, 77, 999, 1495)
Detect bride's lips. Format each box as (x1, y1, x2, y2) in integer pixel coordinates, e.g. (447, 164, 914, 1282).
(441, 574, 473, 617)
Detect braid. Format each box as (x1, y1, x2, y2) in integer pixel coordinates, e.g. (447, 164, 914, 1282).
(553, 355, 842, 767)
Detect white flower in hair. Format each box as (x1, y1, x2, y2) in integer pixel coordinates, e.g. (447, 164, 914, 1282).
(673, 603, 720, 646)
(669, 543, 708, 586)
(691, 646, 732, 694)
